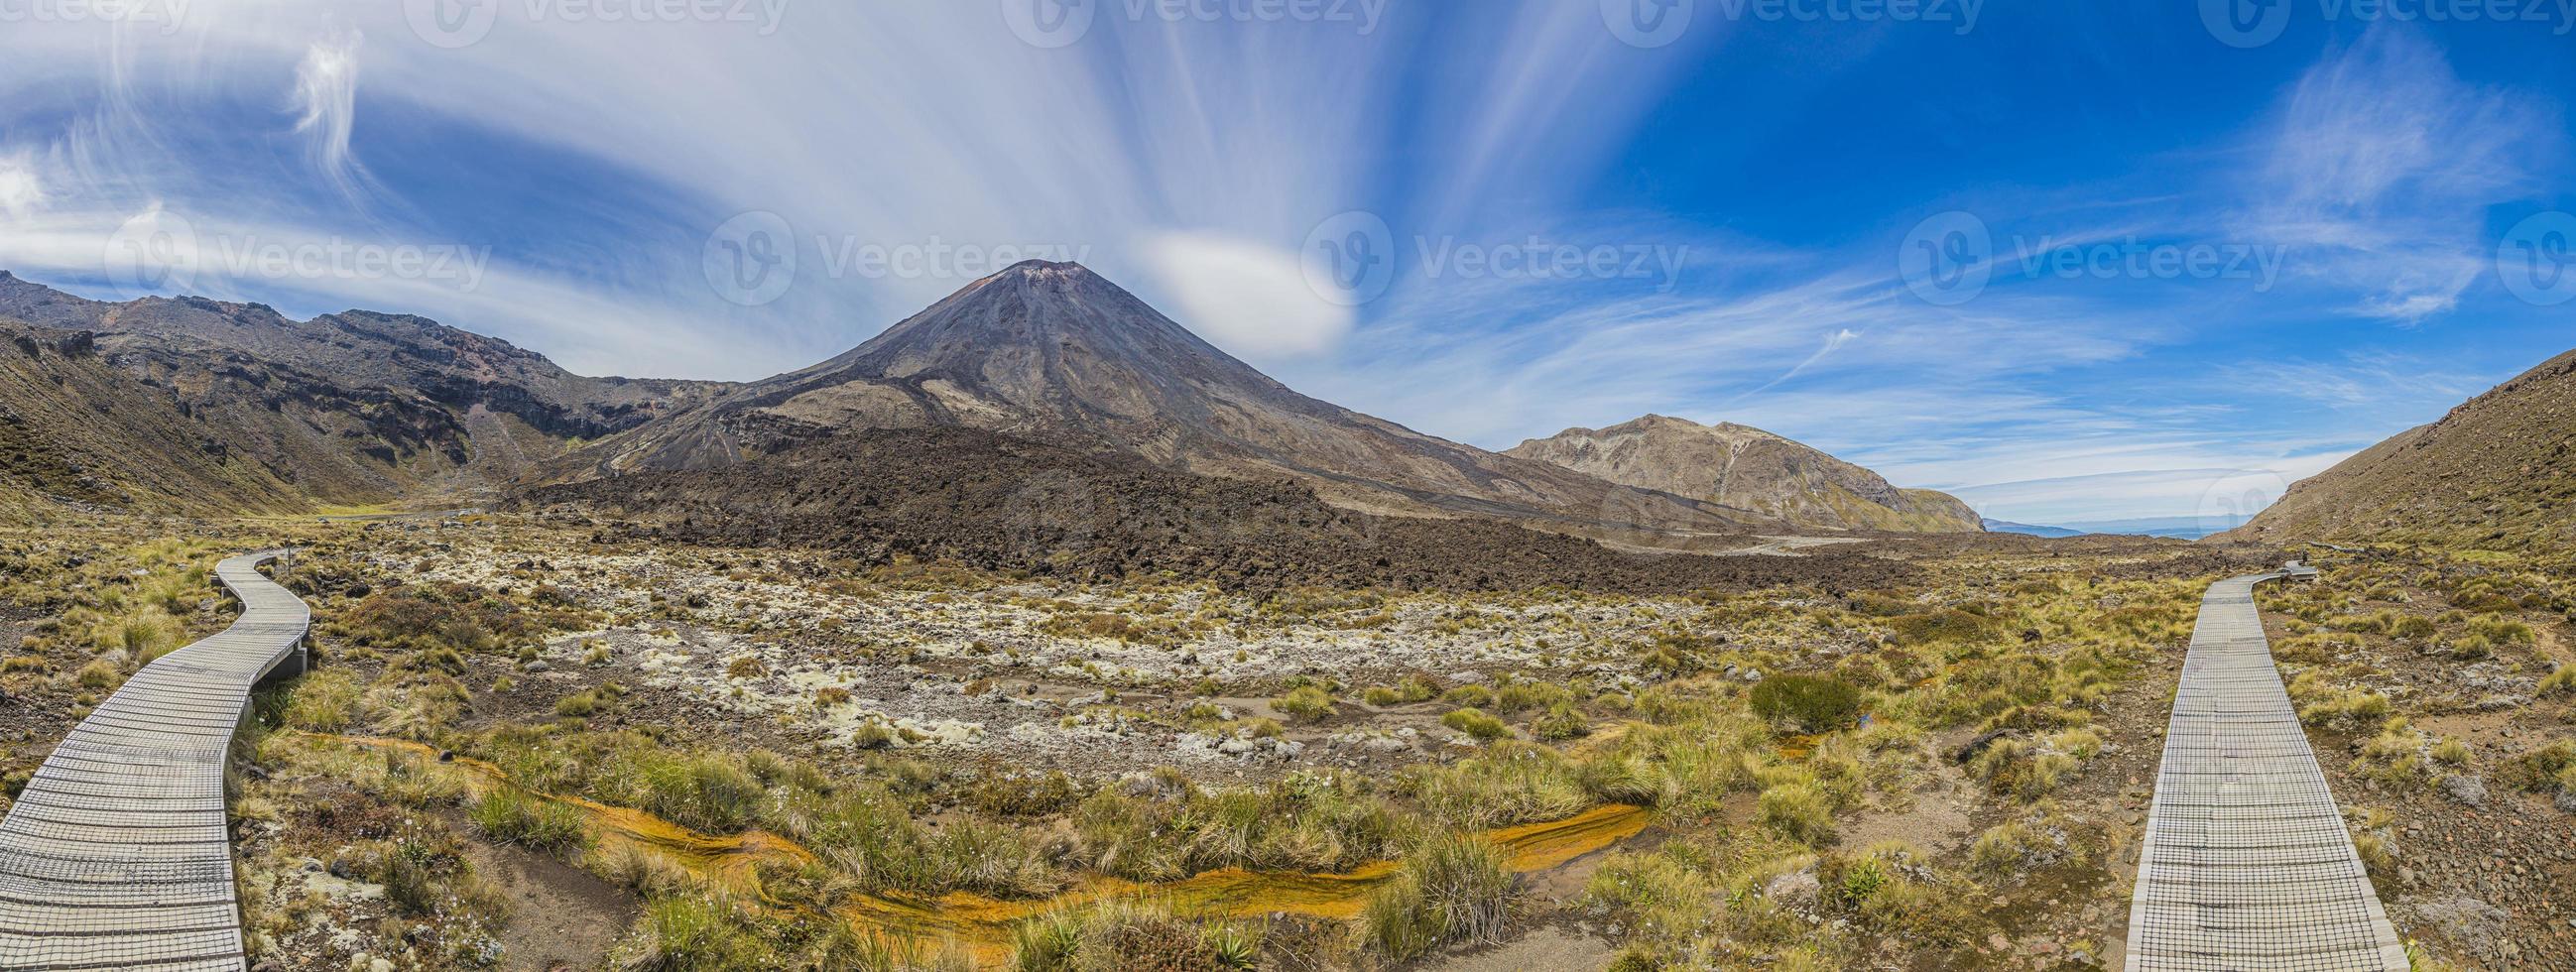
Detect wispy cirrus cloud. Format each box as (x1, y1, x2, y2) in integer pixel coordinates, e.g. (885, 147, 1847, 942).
(2242, 27, 2560, 323)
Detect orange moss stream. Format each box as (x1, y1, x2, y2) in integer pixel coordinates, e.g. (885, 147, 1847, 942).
(299, 734, 1650, 963)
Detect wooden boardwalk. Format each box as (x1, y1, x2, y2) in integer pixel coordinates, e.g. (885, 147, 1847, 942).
(0, 551, 308, 972)
(2124, 564, 2407, 971)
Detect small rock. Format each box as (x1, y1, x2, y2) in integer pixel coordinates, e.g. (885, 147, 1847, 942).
(1763, 869, 1820, 908)
(2439, 775, 2489, 808)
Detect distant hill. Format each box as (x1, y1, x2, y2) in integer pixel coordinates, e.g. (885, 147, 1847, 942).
(2231, 347, 2576, 550)
(1505, 415, 1983, 534)
(1983, 518, 2083, 538)
(0, 271, 730, 515)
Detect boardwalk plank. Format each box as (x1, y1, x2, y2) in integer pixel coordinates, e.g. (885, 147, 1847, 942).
(0, 552, 307, 972)
(2123, 566, 2408, 972)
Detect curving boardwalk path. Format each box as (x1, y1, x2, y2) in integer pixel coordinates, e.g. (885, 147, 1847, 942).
(2125, 564, 2407, 971)
(0, 551, 308, 972)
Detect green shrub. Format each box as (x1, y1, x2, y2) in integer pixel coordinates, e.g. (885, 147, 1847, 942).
(1749, 674, 1861, 733)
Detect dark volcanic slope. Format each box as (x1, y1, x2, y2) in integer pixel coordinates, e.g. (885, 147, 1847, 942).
(2232, 347, 2576, 551)
(527, 426, 1916, 595)
(552, 261, 1758, 542)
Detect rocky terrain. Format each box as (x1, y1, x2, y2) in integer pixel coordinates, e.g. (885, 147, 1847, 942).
(523, 425, 1916, 596)
(2232, 345, 2576, 551)
(1508, 415, 1982, 534)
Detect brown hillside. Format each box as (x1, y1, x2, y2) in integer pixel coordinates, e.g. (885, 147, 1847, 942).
(2230, 347, 2576, 550)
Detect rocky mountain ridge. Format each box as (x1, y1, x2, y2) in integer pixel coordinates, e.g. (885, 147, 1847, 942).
(1506, 414, 1982, 534)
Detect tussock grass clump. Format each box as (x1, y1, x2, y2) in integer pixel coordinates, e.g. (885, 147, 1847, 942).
(1885, 608, 1999, 647)
(1749, 674, 1860, 733)
(2537, 666, 2576, 696)
(555, 682, 628, 719)
(1076, 771, 1411, 880)
(74, 660, 122, 690)
(1440, 707, 1511, 741)
(282, 669, 365, 732)
(1532, 702, 1591, 741)
(1964, 737, 2081, 797)
(1440, 684, 1495, 709)
(1009, 900, 1261, 972)
(591, 842, 690, 898)
(1967, 811, 2084, 877)
(1756, 780, 1834, 844)
(2510, 741, 2576, 797)
(1493, 680, 1572, 714)
(1274, 685, 1336, 723)
(1359, 833, 1514, 961)
(611, 895, 775, 971)
(469, 789, 591, 852)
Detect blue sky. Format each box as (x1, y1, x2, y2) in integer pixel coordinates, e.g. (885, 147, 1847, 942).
(1, 1, 2570, 524)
